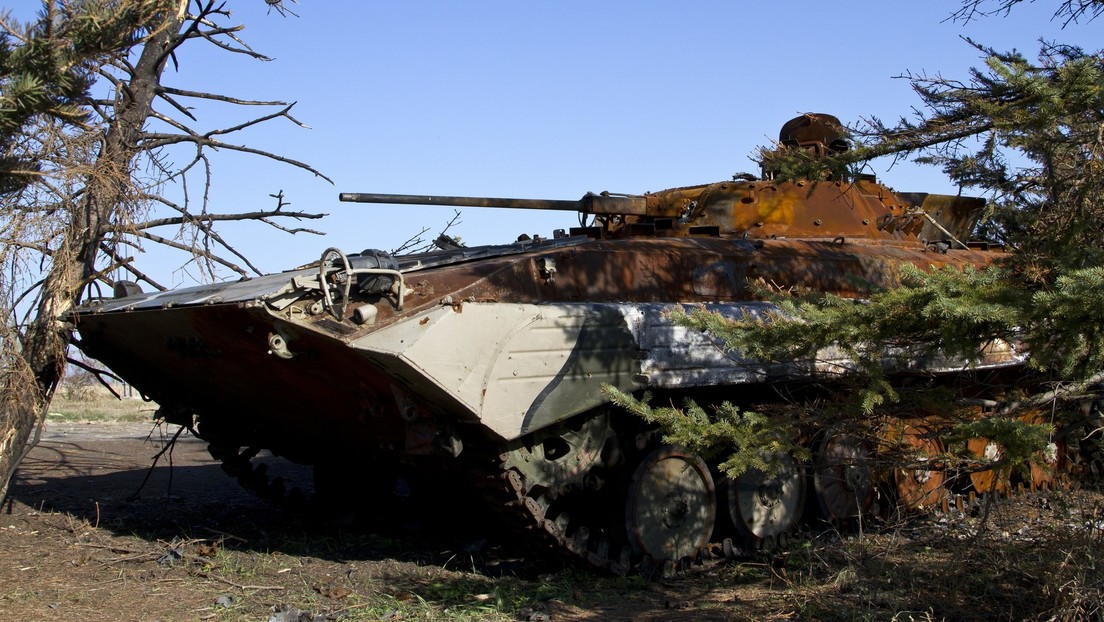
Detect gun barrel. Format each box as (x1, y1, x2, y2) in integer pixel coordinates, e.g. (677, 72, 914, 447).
(339, 192, 583, 211)
(339, 192, 649, 215)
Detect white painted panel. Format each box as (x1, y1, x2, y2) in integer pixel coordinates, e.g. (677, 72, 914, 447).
(349, 301, 1024, 441)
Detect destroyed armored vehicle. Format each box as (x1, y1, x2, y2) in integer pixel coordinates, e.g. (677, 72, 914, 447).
(70, 114, 1022, 574)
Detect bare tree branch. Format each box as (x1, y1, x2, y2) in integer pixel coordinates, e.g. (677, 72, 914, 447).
(10, 278, 45, 320)
(264, 0, 301, 18)
(203, 103, 310, 136)
(154, 90, 199, 122)
(949, 0, 1104, 26)
(392, 210, 464, 255)
(139, 132, 333, 182)
(258, 217, 325, 235)
(65, 356, 123, 399)
(129, 206, 326, 230)
(999, 370, 1104, 417)
(98, 243, 167, 291)
(130, 228, 249, 276)
(159, 86, 286, 107)
(131, 190, 324, 275)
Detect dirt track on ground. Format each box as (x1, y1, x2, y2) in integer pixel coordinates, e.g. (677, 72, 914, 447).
(2, 423, 313, 621)
(0, 422, 750, 622)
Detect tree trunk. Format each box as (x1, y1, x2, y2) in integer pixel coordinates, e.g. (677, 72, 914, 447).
(0, 3, 187, 504)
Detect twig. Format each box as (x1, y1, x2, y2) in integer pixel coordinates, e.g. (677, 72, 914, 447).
(79, 543, 134, 555)
(128, 425, 187, 501)
(99, 242, 168, 291)
(194, 571, 286, 591)
(999, 371, 1104, 417)
(130, 207, 326, 229)
(64, 357, 123, 399)
(159, 86, 287, 107)
(201, 527, 248, 543)
(129, 229, 249, 276)
(100, 551, 164, 566)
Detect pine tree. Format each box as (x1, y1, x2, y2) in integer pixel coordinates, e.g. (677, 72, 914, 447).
(612, 1, 1104, 486)
(0, 0, 322, 504)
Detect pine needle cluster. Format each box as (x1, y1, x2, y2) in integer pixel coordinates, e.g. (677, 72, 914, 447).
(603, 387, 809, 478)
(0, 1, 174, 194)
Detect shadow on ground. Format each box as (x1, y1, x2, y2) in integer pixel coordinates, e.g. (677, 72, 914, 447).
(7, 425, 554, 578)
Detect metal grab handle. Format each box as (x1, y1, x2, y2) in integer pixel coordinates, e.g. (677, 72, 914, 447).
(319, 247, 353, 321)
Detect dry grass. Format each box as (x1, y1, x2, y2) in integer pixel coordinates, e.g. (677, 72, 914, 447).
(753, 491, 1104, 622)
(8, 483, 1102, 621)
(47, 388, 156, 424)
(17, 395, 1104, 621)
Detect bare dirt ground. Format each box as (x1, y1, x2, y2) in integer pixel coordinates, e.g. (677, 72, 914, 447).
(3, 419, 1103, 622)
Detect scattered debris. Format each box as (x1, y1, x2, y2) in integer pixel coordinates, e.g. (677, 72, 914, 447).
(268, 605, 326, 622)
(157, 547, 183, 566)
(518, 607, 551, 622)
(215, 595, 235, 608)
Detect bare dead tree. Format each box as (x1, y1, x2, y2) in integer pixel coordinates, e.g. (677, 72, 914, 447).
(0, 0, 330, 503)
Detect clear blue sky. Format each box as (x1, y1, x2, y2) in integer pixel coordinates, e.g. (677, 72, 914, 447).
(5, 1, 1102, 285)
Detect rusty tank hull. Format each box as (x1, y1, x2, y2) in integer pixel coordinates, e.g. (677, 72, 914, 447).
(74, 233, 1014, 444)
(70, 115, 1024, 574)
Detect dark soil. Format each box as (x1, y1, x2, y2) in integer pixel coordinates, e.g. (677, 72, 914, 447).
(2, 422, 1102, 622)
